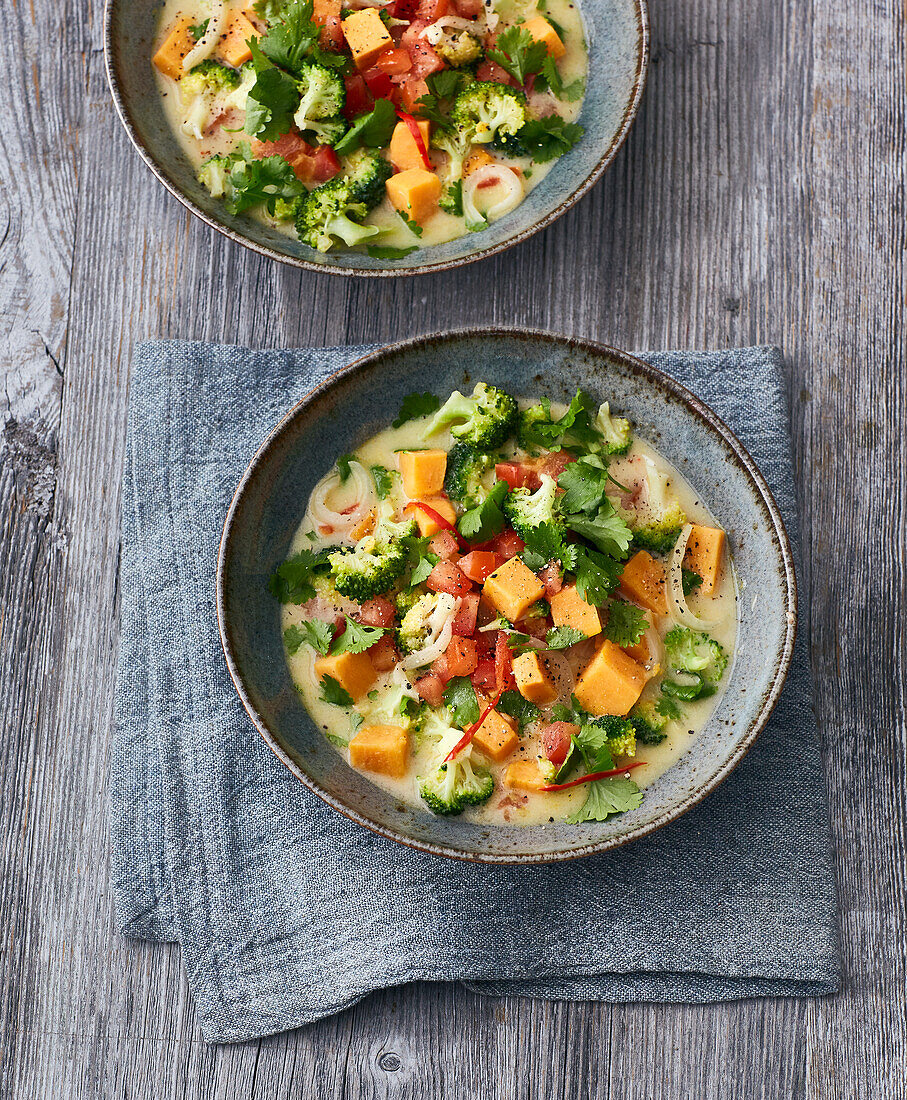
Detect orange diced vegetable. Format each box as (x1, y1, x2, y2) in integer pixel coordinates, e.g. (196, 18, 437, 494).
(482, 557, 546, 622)
(513, 650, 559, 705)
(386, 168, 443, 225)
(574, 640, 646, 716)
(619, 550, 668, 616)
(342, 8, 393, 69)
(683, 524, 726, 596)
(349, 724, 410, 778)
(152, 16, 195, 79)
(215, 10, 261, 68)
(471, 709, 519, 762)
(464, 149, 495, 177)
(350, 509, 377, 541)
(411, 497, 458, 536)
(389, 120, 432, 172)
(504, 760, 548, 792)
(397, 449, 447, 497)
(549, 583, 601, 637)
(522, 15, 566, 59)
(313, 650, 376, 700)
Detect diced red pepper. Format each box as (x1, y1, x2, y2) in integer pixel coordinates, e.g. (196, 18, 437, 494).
(356, 596, 396, 628)
(344, 74, 373, 120)
(429, 529, 461, 561)
(426, 560, 474, 596)
(541, 762, 646, 791)
(539, 722, 579, 768)
(414, 672, 446, 707)
(417, 0, 449, 18)
(362, 67, 395, 99)
(457, 550, 504, 583)
(494, 630, 514, 692)
(368, 634, 400, 671)
(397, 75, 430, 115)
(444, 635, 478, 677)
(451, 592, 480, 636)
(390, 0, 420, 17)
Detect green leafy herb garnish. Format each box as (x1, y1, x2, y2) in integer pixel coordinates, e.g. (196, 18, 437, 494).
(458, 479, 509, 542)
(498, 689, 540, 732)
(244, 40, 301, 140)
(332, 615, 385, 655)
(336, 453, 356, 482)
(189, 18, 210, 39)
(371, 465, 394, 499)
(566, 776, 643, 824)
(333, 98, 396, 155)
(682, 568, 703, 595)
(269, 546, 333, 603)
(397, 211, 423, 237)
(572, 546, 623, 607)
(603, 601, 648, 648)
(393, 391, 441, 428)
(512, 116, 584, 162)
(565, 498, 633, 557)
(537, 55, 584, 101)
(545, 626, 586, 650)
(319, 675, 354, 707)
(443, 676, 481, 728)
(285, 620, 333, 655)
(367, 245, 419, 259)
(487, 26, 548, 85)
(325, 731, 350, 748)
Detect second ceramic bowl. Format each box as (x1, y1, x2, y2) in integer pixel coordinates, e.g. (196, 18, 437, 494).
(104, 0, 648, 276)
(217, 329, 797, 862)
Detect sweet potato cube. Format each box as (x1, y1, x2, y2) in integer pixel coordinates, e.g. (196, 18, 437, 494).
(549, 583, 601, 638)
(215, 10, 261, 67)
(398, 449, 447, 497)
(386, 168, 442, 225)
(314, 650, 376, 700)
(504, 760, 548, 792)
(619, 550, 668, 616)
(342, 8, 393, 69)
(471, 709, 519, 762)
(683, 524, 726, 596)
(412, 497, 457, 536)
(513, 651, 559, 705)
(464, 149, 495, 177)
(349, 724, 410, 778)
(574, 640, 646, 716)
(523, 15, 566, 59)
(389, 120, 432, 172)
(350, 509, 377, 541)
(483, 557, 546, 622)
(152, 16, 196, 79)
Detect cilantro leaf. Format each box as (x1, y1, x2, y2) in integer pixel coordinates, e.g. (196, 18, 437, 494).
(397, 211, 423, 237)
(331, 615, 385, 655)
(520, 522, 577, 572)
(487, 26, 548, 85)
(258, 0, 319, 74)
(573, 722, 615, 772)
(566, 498, 633, 557)
(371, 465, 394, 499)
(244, 41, 301, 140)
(603, 601, 648, 648)
(405, 535, 439, 586)
(498, 689, 540, 732)
(336, 453, 355, 482)
(189, 18, 210, 38)
(520, 389, 597, 449)
(333, 98, 396, 155)
(505, 631, 537, 654)
(545, 626, 586, 650)
(415, 70, 469, 132)
(269, 546, 333, 603)
(511, 116, 584, 163)
(367, 245, 419, 259)
(393, 392, 441, 428)
(443, 676, 481, 728)
(682, 568, 703, 595)
(550, 694, 590, 725)
(538, 55, 585, 101)
(284, 620, 333, 655)
(215, 144, 306, 216)
(458, 479, 509, 542)
(566, 776, 644, 823)
(572, 546, 623, 607)
(557, 459, 610, 515)
(319, 675, 354, 707)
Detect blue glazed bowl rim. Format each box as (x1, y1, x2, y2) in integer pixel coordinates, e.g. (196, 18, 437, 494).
(103, 0, 649, 278)
(216, 328, 798, 863)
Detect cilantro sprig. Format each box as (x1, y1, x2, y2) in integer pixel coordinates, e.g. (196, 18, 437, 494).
(443, 677, 481, 728)
(393, 392, 441, 428)
(487, 26, 548, 85)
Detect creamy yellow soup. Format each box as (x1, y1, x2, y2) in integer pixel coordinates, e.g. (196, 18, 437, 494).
(153, 0, 588, 252)
(279, 399, 737, 827)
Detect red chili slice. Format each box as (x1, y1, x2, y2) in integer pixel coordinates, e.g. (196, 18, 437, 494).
(404, 501, 468, 549)
(541, 762, 646, 791)
(395, 108, 432, 170)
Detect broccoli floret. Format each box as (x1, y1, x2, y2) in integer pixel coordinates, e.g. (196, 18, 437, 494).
(452, 82, 527, 145)
(503, 473, 559, 540)
(301, 116, 348, 147)
(397, 592, 449, 655)
(595, 402, 632, 455)
(394, 587, 423, 620)
(296, 177, 379, 253)
(434, 29, 483, 67)
(224, 61, 256, 110)
(617, 461, 688, 554)
(661, 626, 728, 700)
(293, 62, 345, 125)
(418, 729, 494, 816)
(432, 128, 473, 187)
(345, 149, 393, 209)
(181, 59, 241, 98)
(630, 699, 669, 743)
(444, 442, 493, 507)
(328, 505, 416, 600)
(423, 382, 518, 450)
(198, 155, 229, 198)
(517, 402, 555, 448)
(587, 715, 637, 759)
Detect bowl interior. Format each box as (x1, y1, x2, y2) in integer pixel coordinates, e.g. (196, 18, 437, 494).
(105, 0, 647, 275)
(218, 331, 796, 861)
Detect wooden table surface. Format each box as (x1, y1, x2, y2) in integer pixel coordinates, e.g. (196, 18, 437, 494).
(3, 0, 905, 1095)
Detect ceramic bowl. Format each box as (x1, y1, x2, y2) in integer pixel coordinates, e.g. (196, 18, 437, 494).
(217, 330, 797, 862)
(104, 0, 648, 276)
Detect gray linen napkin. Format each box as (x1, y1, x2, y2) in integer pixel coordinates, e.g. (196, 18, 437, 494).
(110, 341, 840, 1043)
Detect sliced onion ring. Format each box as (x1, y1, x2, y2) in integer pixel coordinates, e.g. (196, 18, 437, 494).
(462, 164, 524, 222)
(181, 1, 227, 71)
(667, 524, 721, 629)
(402, 595, 460, 670)
(308, 461, 375, 540)
(422, 15, 479, 41)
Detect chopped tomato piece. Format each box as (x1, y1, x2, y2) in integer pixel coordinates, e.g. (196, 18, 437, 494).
(539, 722, 578, 768)
(495, 462, 537, 490)
(429, 529, 461, 561)
(253, 131, 318, 182)
(470, 655, 497, 694)
(362, 66, 395, 99)
(490, 528, 525, 559)
(451, 592, 480, 636)
(494, 631, 514, 691)
(445, 635, 478, 677)
(476, 58, 513, 85)
(452, 0, 483, 14)
(431, 651, 451, 682)
(538, 561, 563, 599)
(390, 0, 421, 17)
(401, 21, 446, 80)
(417, 0, 449, 18)
(414, 671, 446, 706)
(458, 550, 504, 583)
(368, 634, 400, 671)
(376, 46, 413, 75)
(311, 144, 341, 183)
(320, 15, 345, 50)
(356, 596, 396, 628)
(536, 451, 577, 480)
(426, 560, 473, 596)
(398, 75, 430, 114)
(344, 74, 373, 120)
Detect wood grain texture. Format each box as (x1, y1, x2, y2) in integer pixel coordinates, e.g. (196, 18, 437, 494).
(2, 0, 905, 1094)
